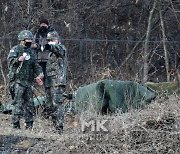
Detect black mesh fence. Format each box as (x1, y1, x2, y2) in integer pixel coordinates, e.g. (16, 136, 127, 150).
(0, 37, 180, 87)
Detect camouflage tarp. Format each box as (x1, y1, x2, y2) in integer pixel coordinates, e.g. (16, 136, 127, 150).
(0, 102, 13, 114)
(145, 81, 180, 96)
(74, 80, 156, 113)
(0, 97, 46, 114)
(2, 80, 180, 114)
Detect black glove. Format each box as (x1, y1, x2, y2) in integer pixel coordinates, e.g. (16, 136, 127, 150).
(63, 93, 73, 99)
(37, 44, 41, 50)
(38, 26, 48, 34)
(44, 44, 51, 50)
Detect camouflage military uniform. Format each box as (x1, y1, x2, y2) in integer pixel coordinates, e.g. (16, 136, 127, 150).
(7, 30, 43, 129)
(43, 31, 67, 132)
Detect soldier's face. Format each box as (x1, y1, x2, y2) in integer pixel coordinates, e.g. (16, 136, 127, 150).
(22, 39, 33, 48)
(48, 39, 58, 45)
(40, 23, 48, 28)
(25, 39, 32, 43)
(52, 39, 58, 43)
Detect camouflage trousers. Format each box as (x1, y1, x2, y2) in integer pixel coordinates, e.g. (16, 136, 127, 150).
(11, 83, 34, 127)
(46, 85, 65, 107)
(45, 85, 65, 131)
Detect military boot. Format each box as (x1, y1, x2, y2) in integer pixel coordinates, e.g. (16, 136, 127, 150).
(51, 115, 64, 134)
(41, 105, 56, 119)
(55, 124, 64, 134)
(13, 122, 20, 129)
(25, 121, 33, 130)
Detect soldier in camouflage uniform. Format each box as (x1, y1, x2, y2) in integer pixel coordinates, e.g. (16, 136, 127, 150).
(7, 30, 44, 129)
(43, 31, 67, 133)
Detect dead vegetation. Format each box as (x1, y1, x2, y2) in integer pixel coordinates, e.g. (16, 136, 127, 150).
(0, 95, 180, 153)
(0, 0, 180, 153)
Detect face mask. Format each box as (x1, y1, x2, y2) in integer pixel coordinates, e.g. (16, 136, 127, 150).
(24, 41, 32, 48)
(39, 26, 48, 33)
(48, 41, 57, 45)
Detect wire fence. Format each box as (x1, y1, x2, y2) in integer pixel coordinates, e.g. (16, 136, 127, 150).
(63, 39, 180, 85)
(0, 38, 180, 86)
(0, 36, 180, 43)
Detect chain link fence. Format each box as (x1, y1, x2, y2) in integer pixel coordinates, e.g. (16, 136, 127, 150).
(0, 37, 180, 88)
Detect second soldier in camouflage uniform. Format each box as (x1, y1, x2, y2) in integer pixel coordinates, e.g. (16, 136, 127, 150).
(7, 30, 44, 129)
(43, 31, 67, 133)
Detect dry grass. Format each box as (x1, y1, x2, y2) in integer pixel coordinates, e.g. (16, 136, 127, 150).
(0, 94, 180, 153)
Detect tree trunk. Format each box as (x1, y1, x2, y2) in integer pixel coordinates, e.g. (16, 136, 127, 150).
(121, 3, 171, 68)
(42, 0, 48, 10)
(159, 0, 170, 82)
(27, 0, 32, 14)
(143, 0, 157, 83)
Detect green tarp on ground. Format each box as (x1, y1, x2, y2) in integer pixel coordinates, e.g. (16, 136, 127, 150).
(2, 80, 180, 114)
(0, 96, 46, 114)
(145, 81, 180, 95)
(0, 102, 13, 114)
(74, 80, 156, 113)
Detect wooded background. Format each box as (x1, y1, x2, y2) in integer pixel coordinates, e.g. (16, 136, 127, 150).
(0, 0, 179, 91)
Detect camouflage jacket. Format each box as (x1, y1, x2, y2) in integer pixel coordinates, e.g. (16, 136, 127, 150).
(45, 43, 67, 87)
(35, 26, 54, 62)
(7, 44, 43, 86)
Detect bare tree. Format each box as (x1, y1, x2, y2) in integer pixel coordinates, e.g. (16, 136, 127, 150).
(41, 0, 48, 11)
(159, 0, 170, 81)
(143, 0, 158, 83)
(0, 0, 179, 88)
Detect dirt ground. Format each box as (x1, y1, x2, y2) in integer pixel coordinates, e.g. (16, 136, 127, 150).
(0, 95, 180, 154)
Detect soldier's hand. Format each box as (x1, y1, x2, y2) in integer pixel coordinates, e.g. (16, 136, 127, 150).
(44, 44, 51, 50)
(18, 56, 25, 62)
(31, 43, 38, 49)
(35, 77, 43, 86)
(38, 73, 44, 79)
